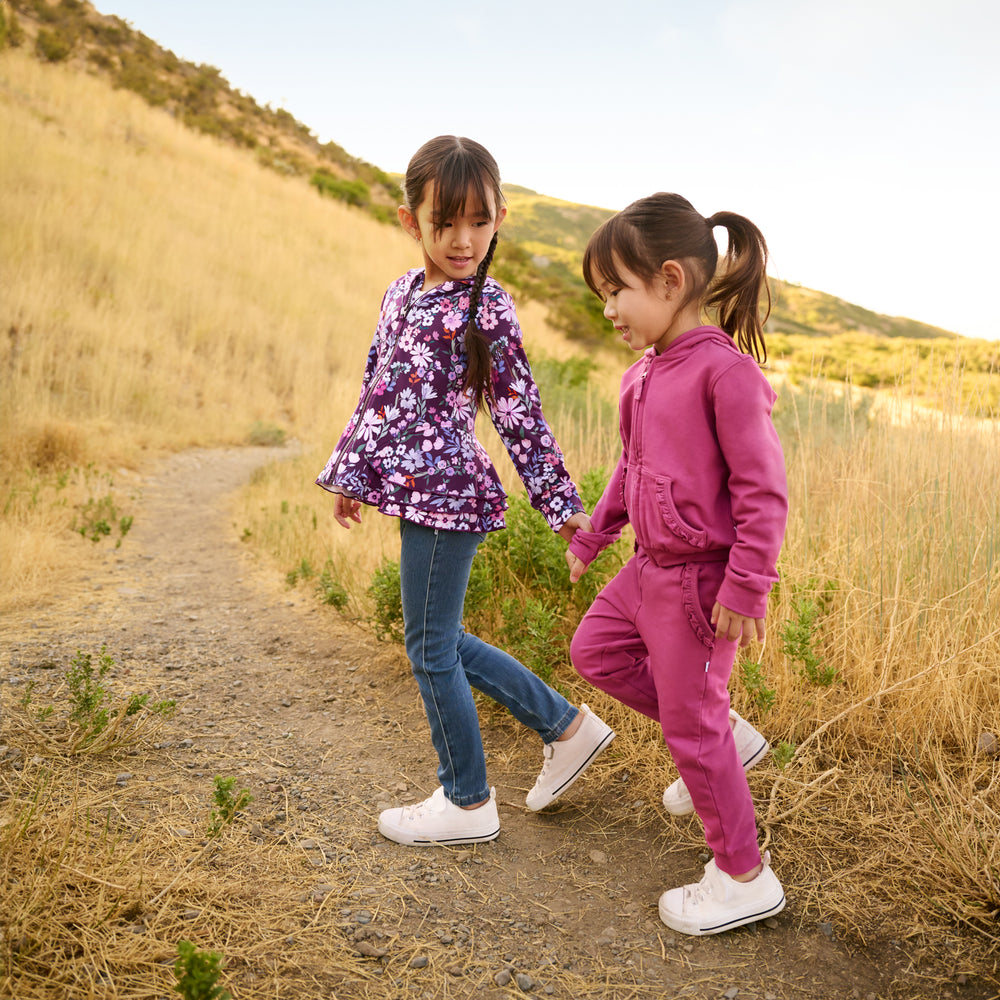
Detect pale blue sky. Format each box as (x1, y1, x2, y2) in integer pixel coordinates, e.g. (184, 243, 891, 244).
(97, 0, 999, 340)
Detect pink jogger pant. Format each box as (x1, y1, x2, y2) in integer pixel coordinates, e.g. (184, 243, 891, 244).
(570, 550, 762, 876)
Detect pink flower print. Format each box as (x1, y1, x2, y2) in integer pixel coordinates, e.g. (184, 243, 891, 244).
(411, 343, 433, 368)
(356, 410, 381, 441)
(442, 309, 464, 332)
(492, 395, 526, 429)
(479, 308, 498, 331)
(458, 294, 470, 310)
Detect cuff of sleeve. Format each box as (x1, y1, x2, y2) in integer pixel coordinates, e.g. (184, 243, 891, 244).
(568, 530, 615, 566)
(715, 576, 770, 620)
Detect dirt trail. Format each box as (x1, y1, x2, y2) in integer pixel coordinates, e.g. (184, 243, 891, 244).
(1, 447, 979, 999)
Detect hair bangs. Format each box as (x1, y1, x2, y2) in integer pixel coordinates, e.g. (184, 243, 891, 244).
(584, 216, 639, 297)
(430, 155, 499, 235)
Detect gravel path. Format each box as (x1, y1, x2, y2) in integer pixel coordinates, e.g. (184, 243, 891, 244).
(1, 447, 973, 999)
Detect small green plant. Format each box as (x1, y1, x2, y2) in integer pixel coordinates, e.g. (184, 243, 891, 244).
(73, 494, 133, 546)
(66, 646, 114, 739)
(247, 421, 286, 447)
(368, 559, 404, 643)
(208, 776, 252, 836)
(285, 557, 314, 587)
(173, 939, 231, 1000)
(317, 561, 349, 609)
(739, 659, 777, 713)
(773, 741, 797, 770)
(780, 581, 838, 686)
(497, 596, 561, 685)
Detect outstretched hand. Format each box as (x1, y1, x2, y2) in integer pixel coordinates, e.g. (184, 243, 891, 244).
(333, 493, 363, 529)
(711, 602, 766, 647)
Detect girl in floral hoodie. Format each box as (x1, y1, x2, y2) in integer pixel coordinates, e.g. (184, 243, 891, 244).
(317, 136, 614, 847)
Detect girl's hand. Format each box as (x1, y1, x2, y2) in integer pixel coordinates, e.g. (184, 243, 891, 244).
(334, 493, 363, 529)
(557, 510, 592, 544)
(711, 602, 765, 647)
(566, 552, 587, 584)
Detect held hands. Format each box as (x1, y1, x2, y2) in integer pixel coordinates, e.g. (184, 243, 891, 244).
(711, 602, 766, 647)
(558, 511, 592, 584)
(333, 493, 363, 529)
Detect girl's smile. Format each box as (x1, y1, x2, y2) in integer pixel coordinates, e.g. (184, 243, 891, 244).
(595, 256, 703, 354)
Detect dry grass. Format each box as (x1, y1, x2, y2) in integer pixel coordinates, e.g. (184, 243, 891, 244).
(5, 44, 1000, 995)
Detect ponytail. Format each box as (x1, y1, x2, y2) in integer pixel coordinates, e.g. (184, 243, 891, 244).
(463, 232, 498, 410)
(704, 212, 770, 363)
(583, 192, 771, 364)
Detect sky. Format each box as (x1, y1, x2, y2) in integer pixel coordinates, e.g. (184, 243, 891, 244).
(96, 0, 1000, 340)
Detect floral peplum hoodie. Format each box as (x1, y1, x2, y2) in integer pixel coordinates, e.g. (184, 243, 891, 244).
(316, 268, 583, 534)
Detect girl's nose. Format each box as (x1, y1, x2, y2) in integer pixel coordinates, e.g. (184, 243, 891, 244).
(603, 300, 616, 320)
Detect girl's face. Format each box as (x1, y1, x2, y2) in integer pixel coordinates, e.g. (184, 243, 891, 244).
(592, 256, 701, 354)
(399, 181, 506, 290)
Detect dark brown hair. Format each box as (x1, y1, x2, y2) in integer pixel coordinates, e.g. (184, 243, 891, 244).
(583, 192, 771, 362)
(403, 135, 504, 408)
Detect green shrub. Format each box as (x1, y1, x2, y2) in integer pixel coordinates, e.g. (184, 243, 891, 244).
(317, 561, 349, 609)
(173, 940, 231, 1000)
(368, 559, 404, 643)
(35, 25, 72, 61)
(310, 170, 370, 208)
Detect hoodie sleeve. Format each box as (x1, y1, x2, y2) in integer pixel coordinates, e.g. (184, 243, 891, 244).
(567, 451, 629, 567)
(482, 286, 584, 532)
(712, 360, 788, 618)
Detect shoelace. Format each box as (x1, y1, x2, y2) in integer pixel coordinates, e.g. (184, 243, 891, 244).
(685, 871, 720, 908)
(535, 743, 555, 779)
(400, 794, 438, 820)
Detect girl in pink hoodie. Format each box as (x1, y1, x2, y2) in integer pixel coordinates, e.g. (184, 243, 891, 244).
(567, 193, 788, 936)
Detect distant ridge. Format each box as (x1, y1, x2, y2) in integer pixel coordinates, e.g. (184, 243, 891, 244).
(1, 0, 961, 344)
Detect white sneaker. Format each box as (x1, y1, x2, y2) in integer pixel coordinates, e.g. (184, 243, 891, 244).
(377, 787, 500, 846)
(526, 704, 615, 811)
(658, 852, 786, 935)
(662, 710, 769, 816)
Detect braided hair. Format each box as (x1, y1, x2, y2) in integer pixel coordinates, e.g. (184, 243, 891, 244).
(402, 135, 504, 410)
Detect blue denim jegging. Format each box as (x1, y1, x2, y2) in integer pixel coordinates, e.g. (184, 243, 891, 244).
(399, 519, 577, 806)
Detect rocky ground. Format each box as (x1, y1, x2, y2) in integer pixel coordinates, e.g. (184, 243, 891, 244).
(1, 447, 991, 999)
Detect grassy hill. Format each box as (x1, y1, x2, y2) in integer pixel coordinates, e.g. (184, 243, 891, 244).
(2, 0, 970, 354)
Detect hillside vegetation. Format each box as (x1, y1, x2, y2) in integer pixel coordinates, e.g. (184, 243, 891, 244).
(5, 12, 1000, 997)
(6, 0, 997, 365)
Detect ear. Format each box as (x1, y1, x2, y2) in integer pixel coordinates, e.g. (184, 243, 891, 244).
(398, 205, 420, 241)
(493, 204, 508, 233)
(658, 259, 686, 298)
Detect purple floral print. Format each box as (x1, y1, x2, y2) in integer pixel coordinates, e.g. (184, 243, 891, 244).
(316, 269, 583, 533)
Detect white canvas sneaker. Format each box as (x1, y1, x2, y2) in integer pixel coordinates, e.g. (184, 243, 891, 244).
(377, 786, 500, 846)
(526, 704, 615, 811)
(662, 710, 769, 816)
(658, 852, 786, 935)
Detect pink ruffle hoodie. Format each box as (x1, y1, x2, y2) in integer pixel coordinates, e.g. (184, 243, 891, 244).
(568, 326, 787, 619)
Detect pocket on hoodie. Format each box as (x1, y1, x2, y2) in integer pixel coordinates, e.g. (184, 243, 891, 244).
(653, 477, 709, 549)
